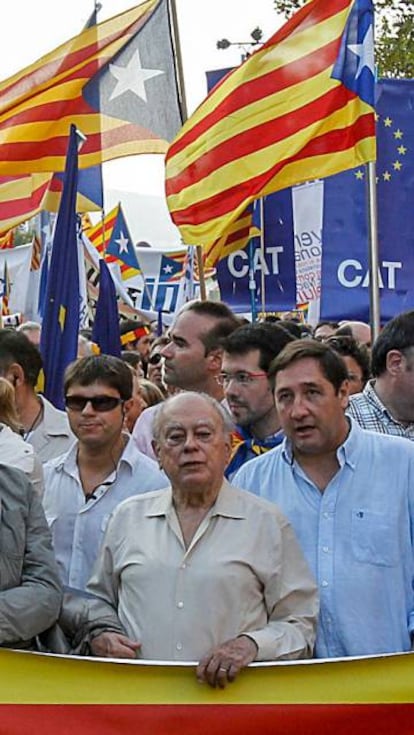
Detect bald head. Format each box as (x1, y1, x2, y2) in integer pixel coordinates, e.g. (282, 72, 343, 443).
(153, 392, 232, 442)
(338, 321, 371, 346)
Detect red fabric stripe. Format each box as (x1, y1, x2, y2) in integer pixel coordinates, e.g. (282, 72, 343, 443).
(167, 83, 355, 198)
(171, 113, 374, 226)
(0, 65, 101, 129)
(0, 13, 150, 107)
(0, 703, 413, 735)
(0, 181, 50, 218)
(167, 37, 341, 161)
(0, 121, 158, 164)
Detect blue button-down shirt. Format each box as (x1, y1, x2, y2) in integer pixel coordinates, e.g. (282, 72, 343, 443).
(43, 436, 167, 590)
(234, 419, 414, 658)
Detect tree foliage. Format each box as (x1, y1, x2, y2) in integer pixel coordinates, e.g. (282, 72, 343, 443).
(272, 0, 414, 78)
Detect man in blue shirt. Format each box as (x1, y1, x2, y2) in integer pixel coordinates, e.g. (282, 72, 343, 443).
(234, 339, 414, 658)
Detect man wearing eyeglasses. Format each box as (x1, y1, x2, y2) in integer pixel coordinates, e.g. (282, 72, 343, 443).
(220, 323, 294, 478)
(42, 355, 167, 591)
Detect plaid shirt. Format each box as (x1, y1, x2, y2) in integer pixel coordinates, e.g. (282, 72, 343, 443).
(347, 380, 414, 440)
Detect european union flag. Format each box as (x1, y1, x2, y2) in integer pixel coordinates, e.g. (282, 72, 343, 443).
(92, 259, 121, 358)
(321, 79, 414, 322)
(40, 124, 80, 409)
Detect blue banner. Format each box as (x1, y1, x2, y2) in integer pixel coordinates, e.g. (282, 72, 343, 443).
(321, 79, 414, 322)
(217, 191, 297, 313)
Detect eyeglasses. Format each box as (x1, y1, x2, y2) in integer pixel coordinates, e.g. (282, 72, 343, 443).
(216, 371, 268, 387)
(65, 395, 124, 412)
(148, 353, 163, 366)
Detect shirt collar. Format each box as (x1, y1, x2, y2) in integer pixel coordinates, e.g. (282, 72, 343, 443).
(281, 416, 358, 470)
(145, 480, 245, 520)
(56, 432, 134, 474)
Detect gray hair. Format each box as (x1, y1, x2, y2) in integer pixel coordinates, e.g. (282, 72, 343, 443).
(152, 391, 234, 443)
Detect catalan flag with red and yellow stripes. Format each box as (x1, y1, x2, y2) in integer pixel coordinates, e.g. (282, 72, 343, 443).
(1, 649, 414, 734)
(165, 0, 376, 247)
(0, 0, 182, 176)
(203, 204, 260, 269)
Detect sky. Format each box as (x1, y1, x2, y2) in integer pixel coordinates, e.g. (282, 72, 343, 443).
(0, 1, 283, 245)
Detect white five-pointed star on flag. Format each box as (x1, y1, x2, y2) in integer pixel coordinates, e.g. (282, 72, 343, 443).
(115, 231, 129, 254)
(163, 264, 173, 274)
(348, 23, 375, 80)
(109, 48, 164, 103)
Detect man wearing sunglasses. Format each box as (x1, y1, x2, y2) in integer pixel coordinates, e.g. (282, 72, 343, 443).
(42, 355, 166, 591)
(220, 323, 294, 478)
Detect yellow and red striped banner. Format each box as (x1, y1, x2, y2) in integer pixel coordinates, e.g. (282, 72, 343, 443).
(1, 649, 414, 734)
(0, 0, 166, 176)
(165, 0, 376, 248)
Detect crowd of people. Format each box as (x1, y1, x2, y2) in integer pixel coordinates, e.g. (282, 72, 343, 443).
(0, 302, 414, 687)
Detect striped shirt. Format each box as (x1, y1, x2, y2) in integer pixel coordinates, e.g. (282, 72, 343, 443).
(347, 380, 414, 440)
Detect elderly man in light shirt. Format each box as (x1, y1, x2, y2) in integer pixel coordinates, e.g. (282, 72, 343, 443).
(79, 392, 318, 688)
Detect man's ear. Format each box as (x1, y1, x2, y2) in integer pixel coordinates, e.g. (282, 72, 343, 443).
(151, 439, 162, 465)
(5, 362, 24, 389)
(206, 347, 223, 374)
(386, 349, 405, 377)
(123, 397, 134, 415)
(338, 379, 350, 410)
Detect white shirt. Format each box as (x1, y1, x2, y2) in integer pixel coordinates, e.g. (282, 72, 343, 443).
(0, 422, 44, 496)
(42, 436, 167, 590)
(28, 396, 75, 463)
(87, 481, 318, 661)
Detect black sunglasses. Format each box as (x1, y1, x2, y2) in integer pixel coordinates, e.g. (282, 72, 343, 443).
(148, 353, 163, 366)
(65, 395, 124, 412)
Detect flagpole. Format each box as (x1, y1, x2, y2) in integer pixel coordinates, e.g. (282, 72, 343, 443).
(168, 0, 207, 301)
(259, 197, 266, 316)
(367, 161, 380, 341)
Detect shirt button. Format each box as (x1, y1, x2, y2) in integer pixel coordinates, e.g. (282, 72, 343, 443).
(321, 580, 329, 587)
(322, 546, 329, 553)
(176, 642, 182, 651)
(181, 563, 187, 569)
(177, 601, 184, 609)
(323, 512, 329, 519)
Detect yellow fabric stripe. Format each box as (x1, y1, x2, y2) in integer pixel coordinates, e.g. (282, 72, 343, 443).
(167, 96, 373, 214)
(0, 1, 158, 106)
(172, 133, 375, 247)
(168, 69, 344, 178)
(0, 139, 168, 176)
(170, 5, 351, 144)
(0, 650, 413, 705)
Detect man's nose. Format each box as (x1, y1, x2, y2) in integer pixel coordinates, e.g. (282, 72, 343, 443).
(161, 343, 173, 358)
(290, 395, 308, 418)
(81, 400, 95, 414)
(183, 431, 198, 450)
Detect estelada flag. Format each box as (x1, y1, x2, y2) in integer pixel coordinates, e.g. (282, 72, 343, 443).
(1, 648, 414, 734)
(165, 0, 376, 247)
(84, 204, 142, 281)
(0, 0, 182, 176)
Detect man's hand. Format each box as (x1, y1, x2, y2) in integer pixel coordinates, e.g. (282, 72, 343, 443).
(196, 635, 258, 688)
(90, 632, 141, 659)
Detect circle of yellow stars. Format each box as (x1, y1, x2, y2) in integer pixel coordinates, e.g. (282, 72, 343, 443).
(354, 113, 407, 183)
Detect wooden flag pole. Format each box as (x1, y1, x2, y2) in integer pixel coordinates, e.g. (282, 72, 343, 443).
(168, 0, 207, 301)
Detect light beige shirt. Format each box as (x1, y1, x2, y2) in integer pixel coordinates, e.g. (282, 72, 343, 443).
(87, 480, 318, 661)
